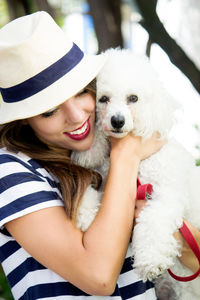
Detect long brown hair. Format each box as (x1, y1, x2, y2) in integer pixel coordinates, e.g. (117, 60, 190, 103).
(0, 80, 101, 221)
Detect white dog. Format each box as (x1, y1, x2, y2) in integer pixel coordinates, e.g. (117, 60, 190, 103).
(71, 49, 200, 300)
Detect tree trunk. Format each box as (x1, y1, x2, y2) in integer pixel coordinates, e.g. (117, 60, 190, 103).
(87, 0, 123, 52)
(135, 0, 200, 94)
(6, 0, 55, 19)
(35, 0, 56, 19)
(6, 0, 25, 19)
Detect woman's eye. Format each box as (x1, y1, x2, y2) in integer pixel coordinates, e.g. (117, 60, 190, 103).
(78, 89, 88, 96)
(128, 95, 138, 103)
(41, 108, 58, 118)
(99, 96, 109, 103)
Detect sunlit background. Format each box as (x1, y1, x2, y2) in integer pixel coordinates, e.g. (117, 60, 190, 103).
(0, 0, 200, 298)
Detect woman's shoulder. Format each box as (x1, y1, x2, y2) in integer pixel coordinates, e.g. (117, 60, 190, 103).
(0, 147, 60, 189)
(0, 147, 47, 176)
(0, 147, 33, 164)
(0, 147, 63, 229)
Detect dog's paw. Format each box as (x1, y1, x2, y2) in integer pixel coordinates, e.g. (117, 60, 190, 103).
(133, 248, 176, 281)
(132, 211, 182, 281)
(134, 262, 169, 282)
(132, 235, 178, 281)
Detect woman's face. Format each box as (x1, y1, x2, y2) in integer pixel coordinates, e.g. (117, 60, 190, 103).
(27, 89, 96, 151)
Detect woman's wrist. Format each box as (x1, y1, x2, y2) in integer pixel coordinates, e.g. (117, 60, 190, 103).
(110, 154, 140, 170)
(110, 153, 140, 183)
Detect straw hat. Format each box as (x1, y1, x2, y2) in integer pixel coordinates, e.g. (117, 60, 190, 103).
(0, 11, 105, 124)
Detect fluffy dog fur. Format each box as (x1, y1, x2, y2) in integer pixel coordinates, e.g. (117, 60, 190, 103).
(71, 49, 200, 299)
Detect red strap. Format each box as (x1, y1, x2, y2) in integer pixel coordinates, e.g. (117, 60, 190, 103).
(168, 221, 200, 281)
(136, 178, 153, 200)
(136, 179, 200, 282)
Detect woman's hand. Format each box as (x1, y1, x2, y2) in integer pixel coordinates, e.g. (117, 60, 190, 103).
(110, 132, 167, 163)
(134, 204, 200, 277)
(140, 132, 167, 161)
(134, 199, 146, 221)
(174, 220, 200, 274)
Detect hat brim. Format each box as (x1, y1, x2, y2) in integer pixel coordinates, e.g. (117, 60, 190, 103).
(0, 53, 106, 124)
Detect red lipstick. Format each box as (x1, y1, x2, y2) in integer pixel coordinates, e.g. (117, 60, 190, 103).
(64, 119, 90, 141)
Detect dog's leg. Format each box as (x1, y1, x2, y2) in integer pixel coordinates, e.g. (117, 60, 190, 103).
(132, 186, 184, 282)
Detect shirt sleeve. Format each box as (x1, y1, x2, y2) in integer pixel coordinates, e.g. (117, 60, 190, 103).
(0, 152, 64, 228)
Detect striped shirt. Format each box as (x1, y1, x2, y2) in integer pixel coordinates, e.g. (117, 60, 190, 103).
(0, 148, 157, 299)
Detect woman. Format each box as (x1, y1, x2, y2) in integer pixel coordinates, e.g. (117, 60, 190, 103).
(0, 11, 198, 300)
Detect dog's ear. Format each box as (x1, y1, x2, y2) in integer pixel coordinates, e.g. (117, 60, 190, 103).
(134, 56, 181, 139)
(148, 86, 180, 139)
(151, 87, 180, 138)
(133, 79, 180, 140)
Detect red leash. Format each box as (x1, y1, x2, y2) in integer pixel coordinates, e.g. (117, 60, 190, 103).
(136, 178, 153, 200)
(168, 221, 200, 281)
(136, 179, 200, 282)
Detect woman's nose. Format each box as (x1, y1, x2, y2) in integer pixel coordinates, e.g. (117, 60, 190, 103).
(62, 99, 85, 124)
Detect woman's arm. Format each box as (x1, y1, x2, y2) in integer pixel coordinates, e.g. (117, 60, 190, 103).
(5, 134, 165, 296)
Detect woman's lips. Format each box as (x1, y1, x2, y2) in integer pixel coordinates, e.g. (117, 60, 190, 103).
(64, 119, 90, 141)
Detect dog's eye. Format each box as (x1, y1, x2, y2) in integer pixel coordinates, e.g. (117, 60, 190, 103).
(99, 96, 109, 103)
(128, 95, 138, 103)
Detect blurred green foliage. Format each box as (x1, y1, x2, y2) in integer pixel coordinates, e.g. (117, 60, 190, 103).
(0, 0, 9, 28)
(0, 266, 13, 300)
(196, 158, 200, 166)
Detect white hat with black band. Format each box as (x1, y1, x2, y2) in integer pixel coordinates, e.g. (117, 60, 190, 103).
(0, 11, 106, 124)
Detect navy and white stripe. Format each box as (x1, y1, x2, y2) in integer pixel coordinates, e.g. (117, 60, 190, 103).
(0, 43, 83, 103)
(0, 148, 157, 299)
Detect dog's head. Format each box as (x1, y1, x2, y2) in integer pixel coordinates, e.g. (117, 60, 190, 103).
(96, 48, 178, 140)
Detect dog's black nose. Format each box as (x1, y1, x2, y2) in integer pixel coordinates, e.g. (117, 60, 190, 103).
(111, 115, 125, 129)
